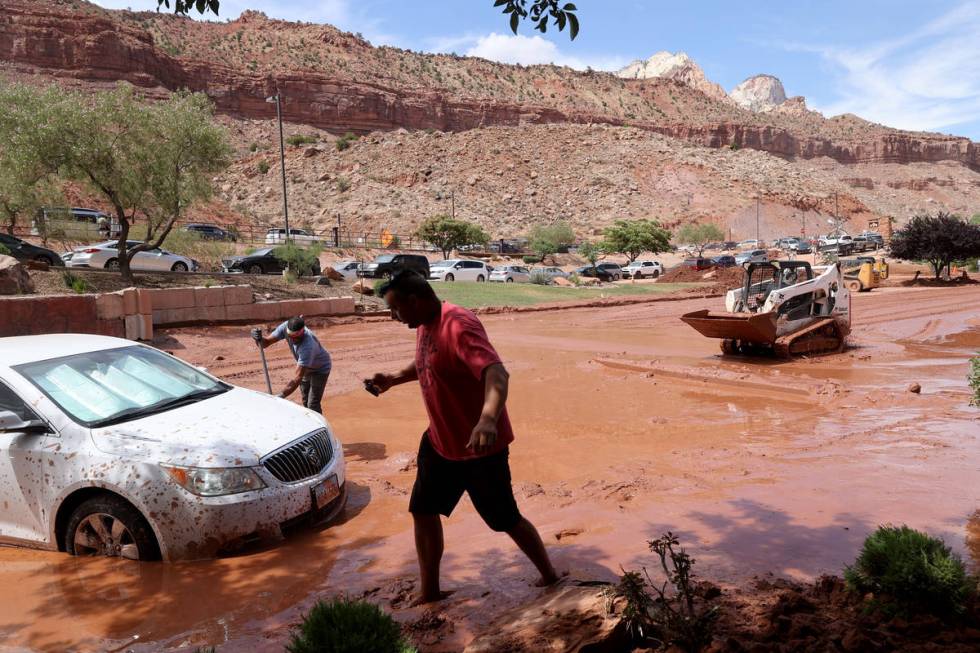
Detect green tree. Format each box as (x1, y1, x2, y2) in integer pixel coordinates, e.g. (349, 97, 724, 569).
(601, 219, 671, 263)
(416, 214, 488, 259)
(157, 0, 580, 39)
(676, 222, 725, 257)
(578, 240, 600, 269)
(889, 212, 980, 279)
(30, 84, 231, 282)
(970, 213, 980, 225)
(0, 84, 65, 235)
(529, 221, 575, 263)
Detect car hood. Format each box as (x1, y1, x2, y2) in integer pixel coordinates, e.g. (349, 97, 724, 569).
(89, 387, 329, 467)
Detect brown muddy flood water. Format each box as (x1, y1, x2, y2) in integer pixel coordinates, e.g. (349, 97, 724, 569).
(1, 285, 978, 651)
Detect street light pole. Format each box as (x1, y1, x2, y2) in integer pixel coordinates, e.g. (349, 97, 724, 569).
(266, 92, 290, 241)
(756, 196, 760, 242)
(451, 190, 455, 220)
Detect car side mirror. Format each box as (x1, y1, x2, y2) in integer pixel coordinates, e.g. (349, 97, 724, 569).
(0, 410, 50, 434)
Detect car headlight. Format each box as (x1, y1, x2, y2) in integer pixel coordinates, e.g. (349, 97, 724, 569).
(161, 464, 266, 496)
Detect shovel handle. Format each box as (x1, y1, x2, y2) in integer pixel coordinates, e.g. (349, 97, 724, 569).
(256, 340, 273, 394)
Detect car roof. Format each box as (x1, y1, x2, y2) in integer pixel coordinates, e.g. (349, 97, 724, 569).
(0, 334, 134, 368)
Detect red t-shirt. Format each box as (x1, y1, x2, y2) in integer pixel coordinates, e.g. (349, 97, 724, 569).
(416, 302, 514, 461)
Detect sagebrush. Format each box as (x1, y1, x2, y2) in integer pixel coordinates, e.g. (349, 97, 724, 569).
(273, 243, 322, 277)
(969, 354, 980, 407)
(286, 598, 416, 653)
(845, 525, 976, 616)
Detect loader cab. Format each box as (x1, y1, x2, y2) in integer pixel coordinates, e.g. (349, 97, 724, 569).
(738, 261, 813, 311)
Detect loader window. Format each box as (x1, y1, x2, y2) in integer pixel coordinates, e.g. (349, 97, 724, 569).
(747, 266, 779, 310)
(778, 292, 816, 321)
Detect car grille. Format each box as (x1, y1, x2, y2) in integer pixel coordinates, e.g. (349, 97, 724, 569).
(261, 429, 333, 483)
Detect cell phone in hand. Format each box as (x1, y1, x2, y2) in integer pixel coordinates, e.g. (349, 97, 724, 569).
(363, 380, 381, 397)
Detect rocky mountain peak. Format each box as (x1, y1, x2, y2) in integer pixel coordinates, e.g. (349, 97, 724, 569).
(617, 51, 730, 103)
(730, 74, 788, 112)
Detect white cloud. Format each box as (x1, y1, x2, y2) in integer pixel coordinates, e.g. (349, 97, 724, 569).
(786, 2, 980, 135)
(429, 32, 627, 71)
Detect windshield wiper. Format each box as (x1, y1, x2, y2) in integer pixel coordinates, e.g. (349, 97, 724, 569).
(90, 386, 228, 427)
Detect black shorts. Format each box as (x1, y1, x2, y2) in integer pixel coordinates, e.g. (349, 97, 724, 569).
(409, 433, 522, 532)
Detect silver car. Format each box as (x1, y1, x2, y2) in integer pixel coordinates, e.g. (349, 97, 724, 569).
(532, 266, 569, 281)
(66, 240, 196, 272)
(489, 265, 531, 283)
(735, 249, 768, 265)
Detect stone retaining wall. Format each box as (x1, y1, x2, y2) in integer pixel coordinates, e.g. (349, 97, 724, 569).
(0, 285, 356, 341)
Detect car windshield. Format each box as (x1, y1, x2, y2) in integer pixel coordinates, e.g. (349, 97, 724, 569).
(431, 260, 454, 267)
(251, 248, 273, 256)
(373, 255, 395, 263)
(14, 346, 228, 427)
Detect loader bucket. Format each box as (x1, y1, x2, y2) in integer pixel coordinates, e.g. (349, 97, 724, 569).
(680, 309, 778, 344)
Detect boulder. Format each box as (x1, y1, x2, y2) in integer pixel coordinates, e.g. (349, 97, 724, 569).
(322, 266, 345, 281)
(553, 277, 573, 287)
(581, 277, 602, 286)
(352, 279, 374, 296)
(907, 382, 921, 394)
(0, 255, 34, 295)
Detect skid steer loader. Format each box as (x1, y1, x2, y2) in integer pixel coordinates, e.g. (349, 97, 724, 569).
(840, 256, 888, 292)
(681, 261, 851, 358)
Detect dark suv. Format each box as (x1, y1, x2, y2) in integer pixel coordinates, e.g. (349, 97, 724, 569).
(0, 233, 64, 267)
(358, 254, 430, 279)
(184, 223, 237, 241)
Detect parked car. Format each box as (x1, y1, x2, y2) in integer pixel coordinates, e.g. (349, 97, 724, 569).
(66, 241, 196, 272)
(0, 233, 64, 267)
(328, 260, 361, 281)
(183, 223, 237, 242)
(735, 249, 768, 265)
(789, 240, 813, 255)
(623, 260, 663, 279)
(429, 259, 489, 282)
(264, 228, 319, 246)
(721, 241, 738, 251)
(33, 207, 121, 239)
(222, 247, 321, 276)
(359, 254, 430, 279)
(489, 265, 531, 283)
(574, 265, 616, 282)
(0, 334, 346, 561)
(711, 255, 737, 268)
(860, 232, 884, 248)
(596, 262, 624, 280)
(737, 239, 762, 250)
(532, 266, 569, 282)
(680, 257, 716, 271)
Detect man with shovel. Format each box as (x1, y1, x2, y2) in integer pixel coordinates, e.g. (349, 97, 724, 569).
(365, 271, 560, 604)
(252, 316, 332, 414)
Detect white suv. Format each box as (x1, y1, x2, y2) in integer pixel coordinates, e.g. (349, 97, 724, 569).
(265, 228, 319, 245)
(0, 335, 346, 561)
(624, 260, 663, 279)
(428, 259, 489, 282)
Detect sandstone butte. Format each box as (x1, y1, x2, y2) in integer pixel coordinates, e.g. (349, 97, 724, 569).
(0, 0, 977, 173)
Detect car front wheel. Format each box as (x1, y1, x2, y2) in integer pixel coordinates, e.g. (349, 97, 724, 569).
(66, 494, 160, 561)
(247, 264, 263, 275)
(34, 254, 55, 266)
(104, 258, 120, 271)
(505, 277, 514, 283)
(477, 274, 485, 282)
(171, 261, 189, 272)
(445, 273, 454, 282)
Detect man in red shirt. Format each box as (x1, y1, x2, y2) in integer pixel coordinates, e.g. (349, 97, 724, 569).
(366, 271, 560, 603)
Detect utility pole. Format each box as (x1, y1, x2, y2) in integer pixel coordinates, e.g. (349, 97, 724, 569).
(756, 196, 761, 243)
(266, 91, 290, 241)
(451, 190, 455, 220)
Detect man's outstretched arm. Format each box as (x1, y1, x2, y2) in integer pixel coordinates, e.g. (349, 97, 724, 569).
(366, 361, 418, 394)
(467, 363, 509, 454)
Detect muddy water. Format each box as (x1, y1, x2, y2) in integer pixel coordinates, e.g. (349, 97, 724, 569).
(1, 286, 978, 651)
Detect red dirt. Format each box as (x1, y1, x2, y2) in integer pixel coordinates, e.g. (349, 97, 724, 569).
(0, 285, 977, 651)
(660, 264, 745, 288)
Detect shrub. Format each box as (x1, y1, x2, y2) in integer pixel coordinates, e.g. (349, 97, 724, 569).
(336, 176, 351, 193)
(529, 270, 551, 285)
(273, 243, 322, 277)
(0, 243, 10, 256)
(372, 279, 387, 296)
(335, 131, 358, 151)
(257, 160, 270, 174)
(522, 255, 541, 264)
(286, 598, 416, 653)
(567, 272, 580, 286)
(844, 525, 976, 616)
(969, 354, 980, 407)
(61, 270, 92, 293)
(286, 133, 318, 147)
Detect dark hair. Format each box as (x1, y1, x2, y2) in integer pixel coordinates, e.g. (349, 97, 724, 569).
(379, 270, 438, 301)
(287, 316, 306, 332)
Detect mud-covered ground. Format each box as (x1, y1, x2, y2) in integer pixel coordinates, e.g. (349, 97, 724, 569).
(0, 284, 977, 652)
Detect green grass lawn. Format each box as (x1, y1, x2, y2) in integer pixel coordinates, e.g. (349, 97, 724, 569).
(430, 281, 703, 308)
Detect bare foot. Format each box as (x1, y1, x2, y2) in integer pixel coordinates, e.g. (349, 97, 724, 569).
(534, 570, 569, 588)
(409, 589, 455, 607)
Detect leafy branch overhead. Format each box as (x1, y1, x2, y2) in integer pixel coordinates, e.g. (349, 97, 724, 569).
(495, 0, 580, 39)
(156, 0, 580, 39)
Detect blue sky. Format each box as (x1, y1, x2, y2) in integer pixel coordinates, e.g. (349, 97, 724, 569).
(96, 1, 980, 140)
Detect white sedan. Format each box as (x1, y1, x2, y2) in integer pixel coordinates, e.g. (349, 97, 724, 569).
(0, 335, 346, 561)
(65, 240, 196, 272)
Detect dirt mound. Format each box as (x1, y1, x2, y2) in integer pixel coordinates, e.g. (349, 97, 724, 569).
(661, 264, 744, 289)
(901, 273, 977, 286)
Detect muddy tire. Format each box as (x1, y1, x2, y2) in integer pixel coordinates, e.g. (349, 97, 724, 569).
(104, 258, 120, 271)
(720, 339, 739, 355)
(845, 279, 862, 292)
(171, 261, 189, 272)
(66, 494, 160, 561)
